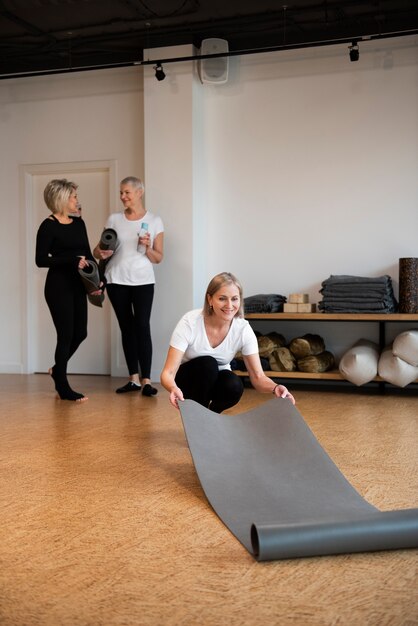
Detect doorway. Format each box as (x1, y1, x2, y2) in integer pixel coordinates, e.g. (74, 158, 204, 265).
(24, 161, 116, 375)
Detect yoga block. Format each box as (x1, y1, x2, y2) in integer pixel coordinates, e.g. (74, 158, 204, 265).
(283, 303, 299, 312)
(399, 258, 418, 313)
(289, 293, 309, 304)
(297, 303, 316, 313)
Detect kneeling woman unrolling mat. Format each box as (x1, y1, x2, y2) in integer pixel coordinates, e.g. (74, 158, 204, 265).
(179, 399, 418, 561)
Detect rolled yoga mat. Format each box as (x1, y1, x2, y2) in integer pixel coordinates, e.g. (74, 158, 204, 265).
(98, 228, 117, 282)
(78, 260, 105, 307)
(399, 257, 418, 313)
(179, 399, 418, 561)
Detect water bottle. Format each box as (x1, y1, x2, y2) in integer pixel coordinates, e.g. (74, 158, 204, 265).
(137, 222, 149, 253)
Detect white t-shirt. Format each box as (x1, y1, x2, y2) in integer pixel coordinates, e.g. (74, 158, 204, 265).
(103, 211, 164, 285)
(170, 309, 259, 370)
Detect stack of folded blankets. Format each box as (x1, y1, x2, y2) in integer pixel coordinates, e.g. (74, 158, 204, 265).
(319, 275, 397, 313)
(244, 293, 286, 314)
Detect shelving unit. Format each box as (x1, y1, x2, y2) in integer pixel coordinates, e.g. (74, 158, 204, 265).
(234, 312, 418, 386)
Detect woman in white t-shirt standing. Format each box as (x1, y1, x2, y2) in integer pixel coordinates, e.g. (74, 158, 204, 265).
(94, 176, 164, 395)
(161, 272, 295, 413)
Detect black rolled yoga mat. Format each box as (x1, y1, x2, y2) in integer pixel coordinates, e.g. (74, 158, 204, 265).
(100, 228, 117, 251)
(179, 399, 418, 561)
(78, 260, 104, 307)
(98, 228, 117, 282)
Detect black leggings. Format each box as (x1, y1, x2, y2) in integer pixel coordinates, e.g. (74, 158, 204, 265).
(107, 283, 154, 378)
(45, 272, 88, 387)
(175, 356, 244, 413)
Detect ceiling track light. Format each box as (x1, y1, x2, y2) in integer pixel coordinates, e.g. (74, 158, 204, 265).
(154, 62, 166, 81)
(349, 41, 359, 62)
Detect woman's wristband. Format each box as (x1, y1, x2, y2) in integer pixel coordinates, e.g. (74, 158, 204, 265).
(272, 384, 279, 395)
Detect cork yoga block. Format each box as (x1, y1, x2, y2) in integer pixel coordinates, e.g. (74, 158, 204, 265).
(399, 258, 418, 313)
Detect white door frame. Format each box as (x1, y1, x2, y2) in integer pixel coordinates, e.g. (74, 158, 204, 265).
(20, 159, 118, 374)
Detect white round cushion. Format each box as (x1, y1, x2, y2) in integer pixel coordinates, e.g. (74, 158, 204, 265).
(392, 330, 418, 366)
(339, 339, 379, 386)
(378, 346, 418, 388)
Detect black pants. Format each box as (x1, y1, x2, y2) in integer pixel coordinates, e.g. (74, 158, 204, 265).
(45, 271, 88, 386)
(107, 283, 154, 378)
(175, 356, 244, 413)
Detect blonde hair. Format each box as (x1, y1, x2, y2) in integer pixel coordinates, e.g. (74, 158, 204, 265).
(203, 272, 244, 318)
(43, 179, 78, 215)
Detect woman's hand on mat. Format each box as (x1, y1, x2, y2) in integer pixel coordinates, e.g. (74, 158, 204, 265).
(170, 386, 184, 409)
(273, 384, 296, 405)
(98, 249, 114, 260)
(78, 255, 89, 270)
(90, 281, 104, 296)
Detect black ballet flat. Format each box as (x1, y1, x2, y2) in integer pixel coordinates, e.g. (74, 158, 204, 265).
(58, 389, 86, 402)
(142, 384, 158, 397)
(116, 381, 142, 394)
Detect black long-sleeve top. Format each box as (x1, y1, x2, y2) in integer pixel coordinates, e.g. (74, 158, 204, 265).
(35, 216, 94, 272)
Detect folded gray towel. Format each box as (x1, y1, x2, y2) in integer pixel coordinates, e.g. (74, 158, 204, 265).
(319, 274, 397, 313)
(321, 287, 391, 296)
(244, 294, 286, 314)
(322, 274, 392, 286)
(318, 303, 397, 313)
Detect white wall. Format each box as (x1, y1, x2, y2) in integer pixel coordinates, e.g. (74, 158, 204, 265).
(1, 35, 417, 377)
(200, 37, 418, 301)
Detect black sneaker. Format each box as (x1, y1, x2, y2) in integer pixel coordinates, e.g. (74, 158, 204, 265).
(142, 384, 158, 397)
(116, 381, 141, 394)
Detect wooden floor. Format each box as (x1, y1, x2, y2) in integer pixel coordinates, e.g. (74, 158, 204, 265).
(1, 374, 417, 626)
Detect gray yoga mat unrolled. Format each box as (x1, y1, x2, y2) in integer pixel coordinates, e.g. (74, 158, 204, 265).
(78, 260, 104, 307)
(179, 399, 418, 561)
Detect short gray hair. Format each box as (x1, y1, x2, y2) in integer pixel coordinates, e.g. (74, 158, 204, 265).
(120, 176, 144, 191)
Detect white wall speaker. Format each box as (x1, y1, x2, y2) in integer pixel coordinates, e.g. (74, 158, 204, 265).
(199, 38, 229, 85)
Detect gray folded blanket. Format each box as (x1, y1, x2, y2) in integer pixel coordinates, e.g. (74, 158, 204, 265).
(318, 304, 397, 313)
(319, 274, 397, 313)
(322, 275, 393, 286)
(78, 260, 105, 308)
(244, 294, 286, 314)
(321, 287, 392, 297)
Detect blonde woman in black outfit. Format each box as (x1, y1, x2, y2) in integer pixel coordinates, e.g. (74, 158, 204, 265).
(35, 179, 101, 402)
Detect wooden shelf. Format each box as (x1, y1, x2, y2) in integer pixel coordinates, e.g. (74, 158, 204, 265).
(245, 313, 418, 322)
(238, 312, 418, 389)
(234, 369, 418, 383)
(234, 369, 347, 380)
